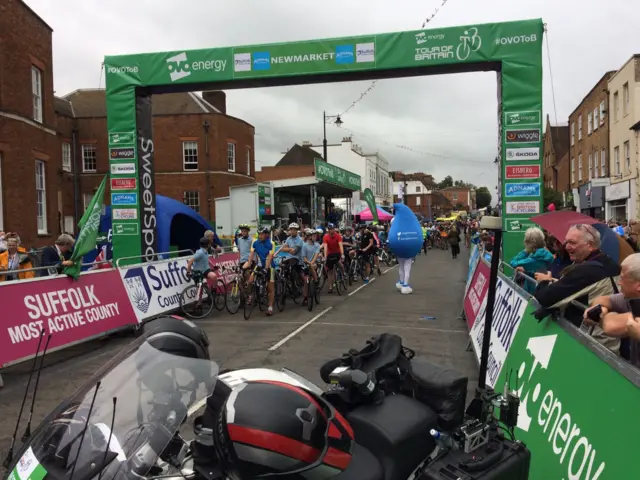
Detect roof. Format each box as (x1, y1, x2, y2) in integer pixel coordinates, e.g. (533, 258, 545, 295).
(17, 0, 53, 31)
(550, 125, 570, 159)
(60, 89, 222, 118)
(54, 96, 74, 117)
(569, 70, 617, 118)
(276, 144, 324, 166)
(607, 54, 640, 84)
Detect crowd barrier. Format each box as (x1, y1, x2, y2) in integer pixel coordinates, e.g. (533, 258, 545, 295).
(0, 250, 240, 371)
(464, 249, 639, 479)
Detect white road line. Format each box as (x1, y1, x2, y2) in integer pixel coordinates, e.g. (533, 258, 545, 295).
(348, 277, 375, 296)
(315, 322, 469, 334)
(268, 307, 333, 351)
(382, 264, 399, 275)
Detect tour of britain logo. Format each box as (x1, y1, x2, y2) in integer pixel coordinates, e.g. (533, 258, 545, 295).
(166, 52, 191, 82)
(123, 267, 152, 313)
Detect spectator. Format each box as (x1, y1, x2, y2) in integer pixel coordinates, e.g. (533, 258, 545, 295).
(583, 253, 640, 365)
(534, 224, 621, 354)
(510, 227, 554, 294)
(544, 236, 572, 279)
(0, 231, 7, 253)
(0, 234, 35, 281)
(483, 241, 493, 262)
(40, 234, 75, 277)
(204, 229, 223, 254)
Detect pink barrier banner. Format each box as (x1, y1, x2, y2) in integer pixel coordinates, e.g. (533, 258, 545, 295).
(0, 269, 137, 367)
(463, 260, 490, 330)
(209, 252, 240, 288)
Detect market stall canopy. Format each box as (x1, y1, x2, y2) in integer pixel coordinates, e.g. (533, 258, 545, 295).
(360, 206, 393, 221)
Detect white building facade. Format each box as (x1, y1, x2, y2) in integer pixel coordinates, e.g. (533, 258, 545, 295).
(606, 55, 640, 221)
(310, 137, 393, 211)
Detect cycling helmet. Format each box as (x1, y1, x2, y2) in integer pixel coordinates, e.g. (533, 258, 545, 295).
(288, 223, 300, 230)
(316, 228, 324, 234)
(304, 228, 315, 236)
(214, 380, 354, 479)
(327, 223, 336, 229)
(238, 223, 251, 231)
(345, 226, 353, 232)
(259, 226, 270, 234)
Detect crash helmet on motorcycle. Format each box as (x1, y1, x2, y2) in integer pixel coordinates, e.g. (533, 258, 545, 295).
(214, 380, 354, 479)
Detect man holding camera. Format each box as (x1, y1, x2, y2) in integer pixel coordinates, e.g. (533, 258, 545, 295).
(584, 253, 640, 367)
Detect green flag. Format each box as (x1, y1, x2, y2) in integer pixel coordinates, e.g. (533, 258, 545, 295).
(64, 175, 107, 279)
(363, 188, 378, 224)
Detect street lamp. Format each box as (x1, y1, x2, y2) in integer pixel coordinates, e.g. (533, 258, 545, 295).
(323, 111, 343, 162)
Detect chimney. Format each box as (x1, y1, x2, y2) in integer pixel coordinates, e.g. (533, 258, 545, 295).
(202, 91, 226, 114)
(302, 141, 312, 146)
(342, 136, 352, 143)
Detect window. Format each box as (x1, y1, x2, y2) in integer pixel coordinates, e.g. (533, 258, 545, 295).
(63, 216, 75, 235)
(593, 107, 598, 131)
(594, 150, 599, 178)
(452, 193, 458, 201)
(32, 66, 43, 123)
(62, 142, 72, 172)
(227, 142, 236, 172)
(624, 141, 630, 173)
(613, 91, 619, 121)
(614, 146, 620, 176)
(578, 154, 582, 181)
(571, 157, 575, 183)
(82, 144, 96, 172)
(571, 122, 575, 146)
(416, 185, 421, 193)
(246, 148, 251, 175)
(35, 160, 47, 233)
(601, 148, 606, 177)
(623, 82, 629, 116)
(183, 191, 200, 213)
(416, 196, 421, 206)
(588, 153, 593, 179)
(587, 112, 592, 135)
(600, 101, 606, 125)
(0, 153, 3, 230)
(578, 115, 582, 140)
(83, 192, 93, 211)
(182, 141, 198, 171)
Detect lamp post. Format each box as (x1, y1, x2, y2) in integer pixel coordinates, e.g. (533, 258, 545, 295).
(323, 111, 343, 162)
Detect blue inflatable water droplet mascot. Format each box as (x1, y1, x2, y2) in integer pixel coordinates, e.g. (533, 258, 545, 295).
(388, 203, 422, 294)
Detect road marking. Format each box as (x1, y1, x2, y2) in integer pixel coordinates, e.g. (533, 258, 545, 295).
(382, 264, 399, 275)
(315, 322, 469, 334)
(268, 307, 333, 351)
(348, 278, 375, 296)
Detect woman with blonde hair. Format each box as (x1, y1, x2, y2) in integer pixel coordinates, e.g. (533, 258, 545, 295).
(510, 227, 554, 293)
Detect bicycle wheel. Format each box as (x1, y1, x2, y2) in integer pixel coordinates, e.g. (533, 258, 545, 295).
(338, 269, 348, 293)
(317, 266, 327, 292)
(290, 274, 304, 304)
(275, 277, 287, 312)
(384, 253, 394, 267)
(181, 283, 214, 319)
(307, 278, 315, 312)
(213, 279, 226, 312)
(226, 278, 243, 315)
(243, 285, 256, 320)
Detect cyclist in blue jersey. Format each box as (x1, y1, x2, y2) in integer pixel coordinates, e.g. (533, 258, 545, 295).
(235, 224, 254, 281)
(278, 223, 304, 267)
(244, 226, 276, 316)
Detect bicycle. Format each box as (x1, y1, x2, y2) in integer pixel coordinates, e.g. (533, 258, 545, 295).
(243, 267, 269, 320)
(219, 264, 248, 315)
(301, 264, 318, 312)
(179, 271, 222, 319)
(319, 256, 347, 295)
(275, 258, 304, 311)
(456, 27, 482, 61)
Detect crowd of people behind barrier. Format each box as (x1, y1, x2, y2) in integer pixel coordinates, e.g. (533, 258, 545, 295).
(496, 223, 640, 371)
(0, 232, 76, 281)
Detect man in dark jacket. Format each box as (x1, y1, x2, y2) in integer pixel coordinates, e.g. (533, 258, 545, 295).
(40, 234, 75, 276)
(534, 225, 621, 342)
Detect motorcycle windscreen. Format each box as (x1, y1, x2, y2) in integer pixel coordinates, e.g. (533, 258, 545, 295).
(9, 333, 218, 480)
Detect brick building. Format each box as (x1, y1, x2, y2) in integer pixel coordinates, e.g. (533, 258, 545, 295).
(0, 0, 255, 248)
(542, 115, 570, 196)
(439, 186, 476, 211)
(569, 71, 616, 218)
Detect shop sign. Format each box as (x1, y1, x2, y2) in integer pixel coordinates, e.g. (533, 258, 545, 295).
(605, 181, 630, 201)
(314, 158, 362, 191)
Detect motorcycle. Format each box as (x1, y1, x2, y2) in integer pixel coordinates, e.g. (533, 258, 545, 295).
(4, 328, 530, 480)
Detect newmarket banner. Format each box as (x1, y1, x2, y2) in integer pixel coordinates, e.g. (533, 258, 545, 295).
(463, 260, 490, 330)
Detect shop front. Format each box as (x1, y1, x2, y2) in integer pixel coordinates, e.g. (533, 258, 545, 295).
(578, 182, 605, 220)
(605, 180, 633, 222)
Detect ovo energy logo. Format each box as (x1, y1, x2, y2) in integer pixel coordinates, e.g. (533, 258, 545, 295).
(516, 335, 606, 479)
(166, 52, 227, 82)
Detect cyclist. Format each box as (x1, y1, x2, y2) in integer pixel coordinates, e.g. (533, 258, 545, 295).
(342, 226, 356, 270)
(235, 224, 254, 282)
(301, 229, 320, 305)
(378, 225, 388, 245)
(244, 226, 276, 316)
(278, 223, 304, 267)
(186, 237, 219, 307)
(357, 224, 375, 284)
(322, 223, 344, 294)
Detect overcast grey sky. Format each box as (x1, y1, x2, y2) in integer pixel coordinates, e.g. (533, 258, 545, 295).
(26, 0, 637, 193)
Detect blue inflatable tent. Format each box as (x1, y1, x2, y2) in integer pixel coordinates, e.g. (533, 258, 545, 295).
(84, 194, 214, 266)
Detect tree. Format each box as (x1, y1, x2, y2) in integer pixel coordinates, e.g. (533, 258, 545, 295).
(475, 186, 492, 209)
(454, 179, 477, 189)
(438, 175, 454, 189)
(543, 188, 564, 210)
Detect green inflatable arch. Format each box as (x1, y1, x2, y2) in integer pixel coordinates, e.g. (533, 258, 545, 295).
(104, 19, 544, 265)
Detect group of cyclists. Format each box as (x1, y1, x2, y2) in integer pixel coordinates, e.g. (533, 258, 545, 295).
(187, 222, 393, 317)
